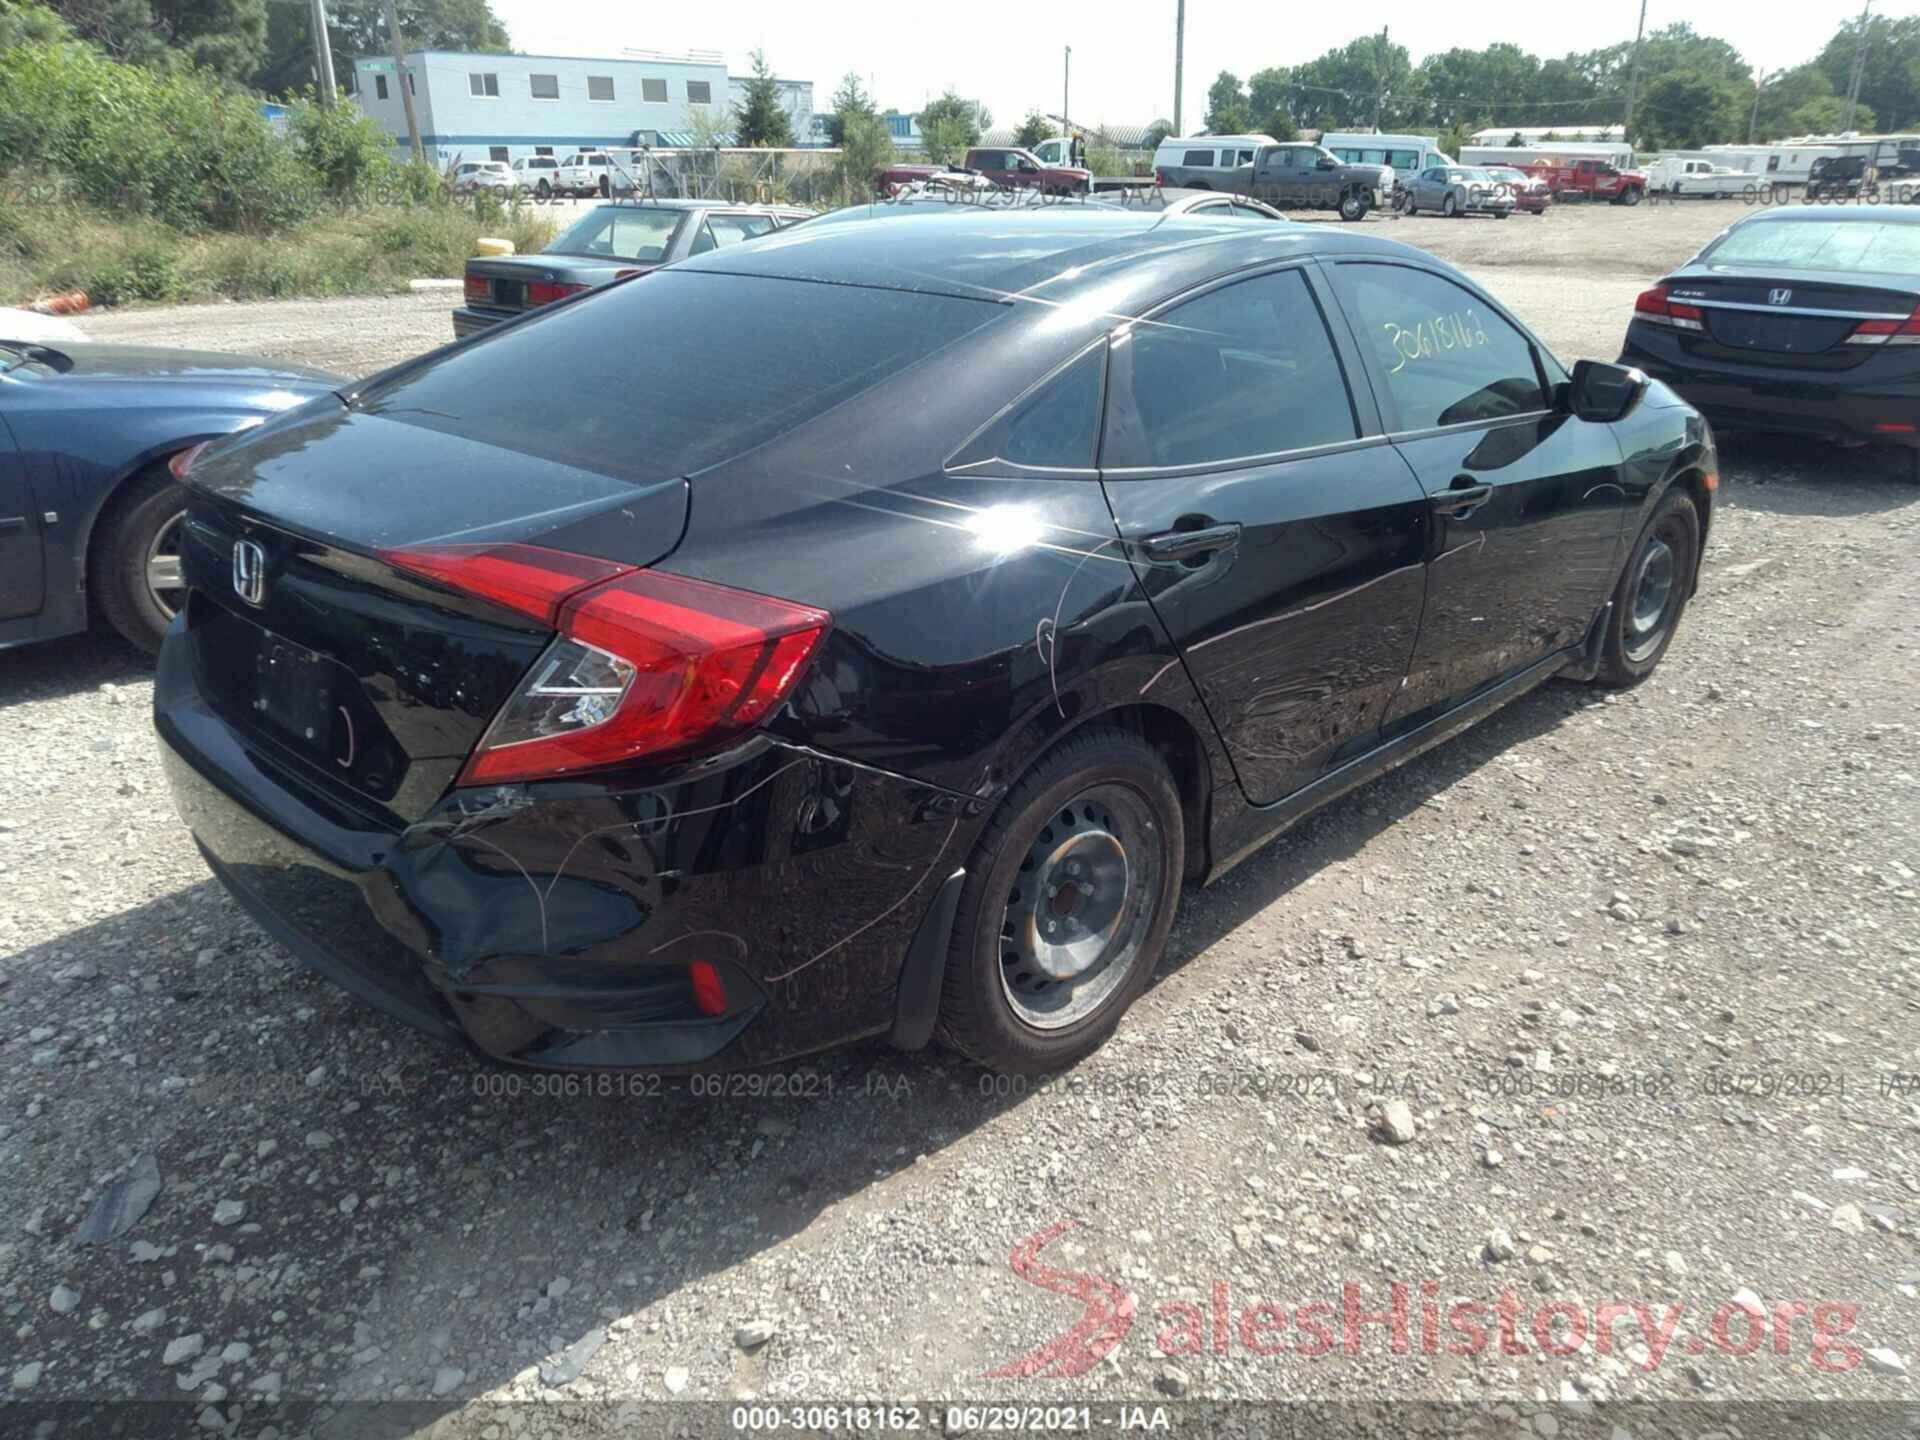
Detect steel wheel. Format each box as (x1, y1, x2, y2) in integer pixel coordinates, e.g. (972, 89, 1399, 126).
(145, 510, 187, 621)
(997, 784, 1161, 1030)
(1624, 533, 1677, 662)
(1595, 490, 1700, 688)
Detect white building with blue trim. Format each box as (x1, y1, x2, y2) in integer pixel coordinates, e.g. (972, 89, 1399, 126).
(350, 49, 817, 166)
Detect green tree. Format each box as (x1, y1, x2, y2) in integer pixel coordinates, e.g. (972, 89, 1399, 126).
(301, 0, 508, 99)
(1753, 63, 1871, 141)
(1015, 111, 1051, 149)
(1290, 33, 1427, 130)
(833, 108, 895, 198)
(1817, 13, 1920, 131)
(1637, 68, 1745, 149)
(1142, 118, 1174, 149)
(824, 71, 875, 146)
(1246, 65, 1295, 139)
(733, 48, 794, 147)
(1437, 122, 1470, 161)
(150, 0, 265, 80)
(1204, 70, 1249, 132)
(919, 89, 986, 153)
(920, 112, 973, 166)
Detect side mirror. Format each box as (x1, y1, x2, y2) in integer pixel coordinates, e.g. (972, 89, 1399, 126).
(1564, 359, 1649, 423)
(1316, 156, 1337, 170)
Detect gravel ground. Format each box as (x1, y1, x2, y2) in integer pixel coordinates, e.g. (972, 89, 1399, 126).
(3, 198, 1918, 1431)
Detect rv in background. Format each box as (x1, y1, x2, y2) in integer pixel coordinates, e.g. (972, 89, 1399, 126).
(1459, 139, 1635, 171)
(1320, 132, 1452, 176)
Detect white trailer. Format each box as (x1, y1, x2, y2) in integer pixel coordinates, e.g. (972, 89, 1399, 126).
(1459, 139, 1634, 170)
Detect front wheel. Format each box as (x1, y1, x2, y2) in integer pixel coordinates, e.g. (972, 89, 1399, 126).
(1441, 193, 1459, 218)
(1618, 186, 1643, 206)
(1594, 490, 1700, 687)
(1338, 189, 1370, 221)
(535, 180, 551, 198)
(937, 728, 1183, 1074)
(91, 466, 188, 655)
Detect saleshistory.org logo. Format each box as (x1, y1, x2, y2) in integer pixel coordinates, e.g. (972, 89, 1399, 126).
(986, 1222, 1870, 1377)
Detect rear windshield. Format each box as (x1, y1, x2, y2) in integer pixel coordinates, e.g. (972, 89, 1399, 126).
(548, 208, 683, 262)
(357, 272, 1001, 482)
(1706, 219, 1920, 274)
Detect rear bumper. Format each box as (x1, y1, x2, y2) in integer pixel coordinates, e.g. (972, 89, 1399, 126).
(1622, 327, 1920, 448)
(155, 615, 970, 1071)
(451, 307, 509, 338)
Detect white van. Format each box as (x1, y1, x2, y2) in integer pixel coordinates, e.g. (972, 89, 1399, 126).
(1152, 134, 1279, 188)
(1320, 132, 1449, 177)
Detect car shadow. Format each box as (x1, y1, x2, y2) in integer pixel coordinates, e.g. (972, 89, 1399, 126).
(0, 627, 152, 710)
(1715, 432, 1919, 517)
(1, 669, 1612, 1418)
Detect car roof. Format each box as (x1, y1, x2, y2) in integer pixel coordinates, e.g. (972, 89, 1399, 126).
(671, 206, 1442, 308)
(1733, 204, 1920, 225)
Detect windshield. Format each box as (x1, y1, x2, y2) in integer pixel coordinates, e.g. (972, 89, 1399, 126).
(1707, 219, 1920, 274)
(547, 208, 684, 262)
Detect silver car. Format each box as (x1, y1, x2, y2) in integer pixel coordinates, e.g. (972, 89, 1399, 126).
(1406, 165, 1515, 219)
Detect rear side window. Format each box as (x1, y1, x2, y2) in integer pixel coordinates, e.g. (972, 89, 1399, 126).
(360, 274, 1001, 483)
(1182, 149, 1215, 167)
(1104, 269, 1358, 469)
(1337, 264, 1545, 431)
(952, 345, 1104, 472)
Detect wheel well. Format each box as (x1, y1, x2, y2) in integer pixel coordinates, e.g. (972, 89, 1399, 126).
(1083, 703, 1212, 881)
(1672, 468, 1713, 570)
(82, 452, 181, 594)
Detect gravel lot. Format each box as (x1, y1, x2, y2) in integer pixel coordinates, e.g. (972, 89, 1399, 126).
(4, 198, 1918, 1431)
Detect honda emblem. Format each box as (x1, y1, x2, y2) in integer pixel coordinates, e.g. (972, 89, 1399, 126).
(1768, 288, 1793, 306)
(232, 539, 267, 607)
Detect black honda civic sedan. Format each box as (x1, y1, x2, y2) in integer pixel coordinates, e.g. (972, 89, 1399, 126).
(156, 210, 1714, 1074)
(1620, 205, 1920, 482)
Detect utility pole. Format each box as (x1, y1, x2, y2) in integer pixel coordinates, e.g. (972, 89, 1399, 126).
(1621, 0, 1648, 147)
(383, 0, 423, 164)
(1375, 26, 1389, 131)
(1748, 68, 1765, 144)
(1063, 46, 1070, 133)
(307, 0, 337, 108)
(1173, 0, 1185, 135)
(1843, 0, 1873, 133)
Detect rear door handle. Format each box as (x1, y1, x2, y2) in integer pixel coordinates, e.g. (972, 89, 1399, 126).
(1139, 522, 1243, 562)
(1430, 483, 1492, 513)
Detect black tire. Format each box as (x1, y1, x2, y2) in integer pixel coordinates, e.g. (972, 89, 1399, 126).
(91, 464, 189, 656)
(1338, 188, 1369, 222)
(937, 727, 1183, 1074)
(1441, 192, 1459, 218)
(1619, 186, 1643, 206)
(1594, 490, 1700, 688)
(1495, 211, 1510, 220)
(535, 179, 551, 198)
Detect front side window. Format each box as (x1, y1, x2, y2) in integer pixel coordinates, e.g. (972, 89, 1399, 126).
(1104, 269, 1358, 469)
(530, 73, 559, 100)
(1337, 264, 1545, 432)
(469, 72, 498, 98)
(588, 75, 615, 102)
(642, 77, 669, 103)
(686, 80, 712, 105)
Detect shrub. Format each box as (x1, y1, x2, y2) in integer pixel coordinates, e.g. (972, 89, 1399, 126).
(287, 94, 395, 202)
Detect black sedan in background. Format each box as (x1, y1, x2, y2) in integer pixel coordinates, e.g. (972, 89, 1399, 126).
(0, 342, 343, 654)
(1621, 206, 1920, 481)
(453, 200, 811, 338)
(158, 212, 1713, 1076)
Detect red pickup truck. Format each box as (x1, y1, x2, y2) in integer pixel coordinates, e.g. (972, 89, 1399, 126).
(1529, 157, 1647, 205)
(877, 146, 1092, 198)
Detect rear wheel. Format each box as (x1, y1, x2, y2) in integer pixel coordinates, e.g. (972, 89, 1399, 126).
(937, 728, 1183, 1074)
(535, 179, 551, 198)
(91, 465, 188, 655)
(1594, 490, 1700, 688)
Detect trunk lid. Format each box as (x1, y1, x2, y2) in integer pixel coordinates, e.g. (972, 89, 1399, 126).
(179, 402, 689, 821)
(462, 256, 635, 315)
(1664, 268, 1915, 365)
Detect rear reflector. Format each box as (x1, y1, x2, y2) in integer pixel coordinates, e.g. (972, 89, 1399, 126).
(1632, 284, 1702, 332)
(463, 273, 490, 303)
(527, 280, 588, 306)
(377, 543, 830, 785)
(689, 961, 728, 1016)
(1874, 421, 1917, 434)
(1846, 303, 1920, 346)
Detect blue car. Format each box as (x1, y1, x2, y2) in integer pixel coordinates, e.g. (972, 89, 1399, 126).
(0, 340, 344, 653)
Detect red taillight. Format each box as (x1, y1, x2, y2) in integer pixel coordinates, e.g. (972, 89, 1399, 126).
(688, 961, 728, 1016)
(1154, 169, 1166, 186)
(1633, 284, 1703, 332)
(1846, 303, 1920, 346)
(463, 272, 490, 303)
(1875, 421, 1918, 433)
(527, 280, 588, 306)
(379, 544, 830, 785)
(380, 543, 632, 626)
(169, 441, 210, 479)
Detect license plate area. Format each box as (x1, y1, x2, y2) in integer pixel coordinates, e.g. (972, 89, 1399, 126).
(492, 279, 525, 308)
